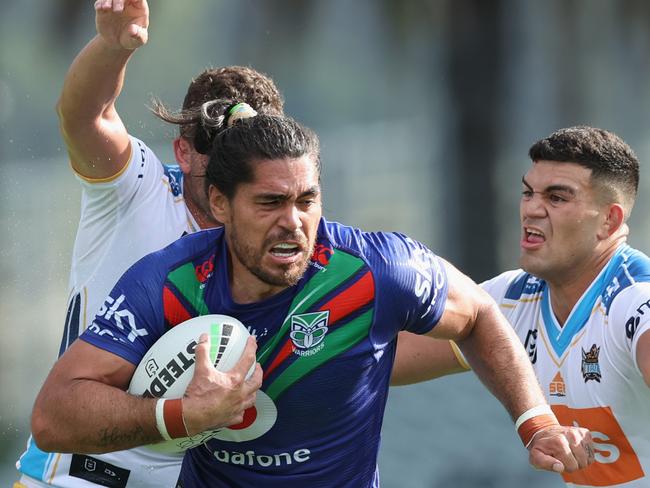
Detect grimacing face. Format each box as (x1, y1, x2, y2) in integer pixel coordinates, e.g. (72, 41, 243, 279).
(519, 160, 605, 284)
(214, 155, 322, 300)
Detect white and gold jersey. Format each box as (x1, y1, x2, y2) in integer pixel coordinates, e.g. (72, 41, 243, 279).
(482, 244, 650, 487)
(16, 137, 197, 487)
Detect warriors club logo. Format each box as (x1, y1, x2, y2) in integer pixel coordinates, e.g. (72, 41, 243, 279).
(289, 311, 330, 357)
(581, 344, 602, 383)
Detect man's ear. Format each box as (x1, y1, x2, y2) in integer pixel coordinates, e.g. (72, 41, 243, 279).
(209, 184, 230, 224)
(173, 137, 193, 174)
(599, 203, 625, 239)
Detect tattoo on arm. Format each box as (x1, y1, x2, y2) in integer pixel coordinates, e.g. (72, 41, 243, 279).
(96, 425, 148, 449)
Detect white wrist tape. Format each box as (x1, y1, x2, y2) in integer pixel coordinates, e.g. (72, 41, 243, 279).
(155, 399, 173, 441)
(514, 404, 554, 430)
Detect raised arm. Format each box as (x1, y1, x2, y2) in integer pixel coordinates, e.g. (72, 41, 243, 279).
(56, 0, 149, 179)
(429, 258, 593, 473)
(31, 334, 262, 453)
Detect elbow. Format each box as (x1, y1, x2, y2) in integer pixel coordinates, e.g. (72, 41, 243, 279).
(31, 398, 68, 453)
(31, 404, 57, 452)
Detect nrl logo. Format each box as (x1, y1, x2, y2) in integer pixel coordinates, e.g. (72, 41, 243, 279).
(290, 311, 329, 357)
(581, 344, 602, 383)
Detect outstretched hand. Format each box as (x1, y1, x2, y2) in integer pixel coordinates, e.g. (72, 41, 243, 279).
(95, 0, 149, 50)
(528, 425, 594, 473)
(182, 334, 263, 436)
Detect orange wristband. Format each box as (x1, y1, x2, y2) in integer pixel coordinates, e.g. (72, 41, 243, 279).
(155, 399, 189, 440)
(515, 405, 559, 448)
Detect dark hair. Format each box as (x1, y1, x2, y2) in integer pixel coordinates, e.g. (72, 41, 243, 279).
(150, 66, 284, 151)
(529, 126, 639, 212)
(203, 100, 320, 199)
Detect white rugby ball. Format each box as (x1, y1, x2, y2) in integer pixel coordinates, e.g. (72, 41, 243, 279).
(128, 314, 253, 453)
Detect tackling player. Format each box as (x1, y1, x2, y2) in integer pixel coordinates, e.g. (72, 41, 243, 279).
(393, 126, 650, 487)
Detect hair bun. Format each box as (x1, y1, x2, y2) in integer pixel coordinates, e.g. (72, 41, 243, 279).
(226, 103, 258, 127)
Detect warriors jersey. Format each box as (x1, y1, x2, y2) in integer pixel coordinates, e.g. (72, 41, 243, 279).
(80, 220, 449, 487)
(17, 137, 198, 487)
(482, 244, 650, 487)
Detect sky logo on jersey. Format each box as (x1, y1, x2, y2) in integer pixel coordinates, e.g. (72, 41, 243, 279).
(581, 344, 602, 383)
(290, 311, 329, 357)
(549, 371, 566, 397)
(94, 294, 149, 342)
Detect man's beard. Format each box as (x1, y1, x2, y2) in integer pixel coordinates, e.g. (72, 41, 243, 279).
(229, 226, 314, 288)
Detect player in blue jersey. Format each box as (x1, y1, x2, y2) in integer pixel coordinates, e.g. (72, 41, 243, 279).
(392, 126, 650, 487)
(31, 102, 594, 486)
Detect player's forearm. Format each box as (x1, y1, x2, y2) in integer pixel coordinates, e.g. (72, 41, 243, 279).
(31, 378, 161, 454)
(457, 299, 547, 419)
(57, 35, 133, 128)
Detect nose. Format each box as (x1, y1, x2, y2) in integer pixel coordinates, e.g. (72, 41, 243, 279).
(520, 193, 547, 219)
(278, 203, 303, 231)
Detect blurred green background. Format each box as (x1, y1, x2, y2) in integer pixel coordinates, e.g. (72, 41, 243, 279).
(3, 1, 650, 486)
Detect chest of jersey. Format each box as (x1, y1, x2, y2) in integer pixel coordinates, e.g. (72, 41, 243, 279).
(506, 299, 648, 486)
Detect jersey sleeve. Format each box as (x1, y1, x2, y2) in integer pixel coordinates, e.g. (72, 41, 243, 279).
(79, 253, 168, 366)
(366, 232, 449, 337)
(74, 136, 165, 205)
(480, 269, 524, 302)
(607, 281, 650, 377)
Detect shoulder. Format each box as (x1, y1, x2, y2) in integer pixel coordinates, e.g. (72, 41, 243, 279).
(319, 219, 446, 305)
(75, 136, 166, 194)
(321, 219, 438, 268)
(608, 281, 650, 342)
(481, 269, 541, 302)
(124, 228, 222, 284)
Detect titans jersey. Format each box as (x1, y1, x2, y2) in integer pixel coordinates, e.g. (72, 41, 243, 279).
(81, 220, 448, 487)
(17, 137, 197, 487)
(482, 244, 650, 487)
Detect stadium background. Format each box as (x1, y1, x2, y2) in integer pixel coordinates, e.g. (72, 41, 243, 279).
(2, 1, 650, 486)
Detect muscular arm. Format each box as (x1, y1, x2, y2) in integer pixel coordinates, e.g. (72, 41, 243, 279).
(31, 335, 262, 454)
(31, 340, 158, 453)
(426, 259, 592, 473)
(426, 259, 546, 418)
(57, 0, 149, 179)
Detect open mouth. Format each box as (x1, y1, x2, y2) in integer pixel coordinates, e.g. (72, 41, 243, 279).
(269, 242, 302, 259)
(523, 227, 545, 244)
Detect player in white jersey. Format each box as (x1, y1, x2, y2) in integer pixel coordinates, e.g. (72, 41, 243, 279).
(15, 0, 280, 486)
(392, 126, 650, 487)
(482, 246, 650, 487)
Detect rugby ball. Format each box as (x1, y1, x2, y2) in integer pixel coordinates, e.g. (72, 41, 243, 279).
(128, 314, 253, 452)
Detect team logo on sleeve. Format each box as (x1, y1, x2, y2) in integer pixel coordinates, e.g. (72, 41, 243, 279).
(581, 344, 602, 383)
(524, 328, 538, 364)
(290, 311, 329, 357)
(625, 298, 650, 341)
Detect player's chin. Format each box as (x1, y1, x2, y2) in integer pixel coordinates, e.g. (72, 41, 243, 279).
(271, 260, 309, 287)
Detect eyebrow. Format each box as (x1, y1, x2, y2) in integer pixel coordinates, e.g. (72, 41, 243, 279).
(256, 186, 321, 201)
(521, 176, 576, 196)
